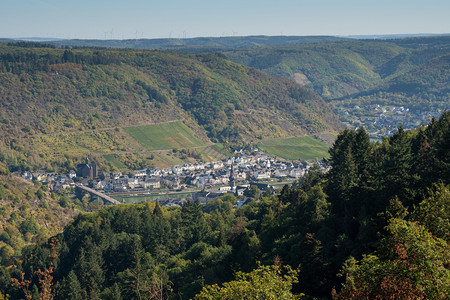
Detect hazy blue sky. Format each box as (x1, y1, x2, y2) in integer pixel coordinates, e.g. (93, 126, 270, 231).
(1, 0, 449, 39)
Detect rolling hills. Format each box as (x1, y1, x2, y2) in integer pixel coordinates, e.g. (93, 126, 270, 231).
(222, 36, 450, 104)
(0, 43, 342, 172)
(29, 35, 449, 110)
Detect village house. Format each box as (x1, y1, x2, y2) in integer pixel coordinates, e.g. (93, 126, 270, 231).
(141, 177, 161, 189)
(161, 175, 180, 189)
(252, 169, 271, 180)
(133, 169, 147, 177)
(22, 171, 33, 181)
(289, 168, 305, 178)
(67, 170, 77, 179)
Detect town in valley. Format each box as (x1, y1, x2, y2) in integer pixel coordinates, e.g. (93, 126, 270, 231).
(19, 149, 329, 208)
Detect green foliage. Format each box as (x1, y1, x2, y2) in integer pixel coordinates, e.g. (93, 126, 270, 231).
(35, 189, 44, 200)
(0, 166, 74, 269)
(222, 37, 450, 107)
(1, 245, 14, 263)
(1, 103, 448, 299)
(411, 184, 450, 241)
(339, 219, 450, 299)
(243, 185, 262, 202)
(194, 265, 302, 300)
(59, 196, 69, 208)
(19, 218, 38, 234)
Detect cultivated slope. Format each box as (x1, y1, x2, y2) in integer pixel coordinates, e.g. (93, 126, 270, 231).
(0, 44, 341, 171)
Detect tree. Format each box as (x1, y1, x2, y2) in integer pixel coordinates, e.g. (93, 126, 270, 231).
(338, 219, 450, 299)
(1, 245, 14, 263)
(381, 127, 417, 206)
(411, 184, 450, 241)
(194, 265, 302, 300)
(19, 218, 38, 235)
(57, 271, 83, 300)
(180, 200, 208, 249)
(244, 185, 262, 201)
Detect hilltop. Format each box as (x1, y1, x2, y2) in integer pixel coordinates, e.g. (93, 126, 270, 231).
(0, 43, 341, 172)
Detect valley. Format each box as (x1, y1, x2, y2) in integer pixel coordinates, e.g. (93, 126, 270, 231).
(0, 34, 448, 299)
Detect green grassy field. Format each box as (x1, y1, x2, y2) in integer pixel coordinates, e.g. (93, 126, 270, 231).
(103, 154, 128, 169)
(123, 121, 206, 150)
(258, 136, 330, 161)
(210, 143, 233, 157)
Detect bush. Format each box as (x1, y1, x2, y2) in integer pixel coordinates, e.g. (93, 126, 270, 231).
(1, 245, 14, 262)
(0, 232, 11, 244)
(59, 196, 69, 208)
(19, 217, 38, 234)
(36, 189, 44, 200)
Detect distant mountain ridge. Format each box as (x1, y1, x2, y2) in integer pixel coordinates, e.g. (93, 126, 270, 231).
(3, 35, 349, 49)
(344, 33, 450, 39)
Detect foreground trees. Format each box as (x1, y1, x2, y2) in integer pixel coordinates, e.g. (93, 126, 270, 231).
(195, 265, 302, 300)
(1, 112, 449, 299)
(339, 218, 450, 299)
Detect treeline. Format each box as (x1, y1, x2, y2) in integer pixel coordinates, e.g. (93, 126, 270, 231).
(1, 112, 448, 299)
(0, 48, 120, 74)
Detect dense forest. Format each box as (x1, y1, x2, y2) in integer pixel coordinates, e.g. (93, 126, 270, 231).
(0, 43, 341, 172)
(1, 112, 448, 299)
(30, 35, 450, 109)
(222, 36, 450, 108)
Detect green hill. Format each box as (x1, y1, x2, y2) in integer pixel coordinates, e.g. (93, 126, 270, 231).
(0, 43, 341, 172)
(22, 35, 449, 107)
(222, 37, 450, 103)
(224, 41, 403, 99)
(342, 53, 450, 109)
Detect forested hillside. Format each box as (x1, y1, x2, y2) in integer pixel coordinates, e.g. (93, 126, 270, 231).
(223, 36, 450, 107)
(346, 53, 450, 108)
(2, 112, 448, 299)
(21, 35, 449, 108)
(0, 162, 75, 268)
(0, 43, 341, 172)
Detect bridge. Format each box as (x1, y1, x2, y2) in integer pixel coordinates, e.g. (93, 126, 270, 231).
(76, 184, 121, 205)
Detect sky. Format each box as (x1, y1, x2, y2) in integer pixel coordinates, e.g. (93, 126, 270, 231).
(1, 0, 449, 39)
